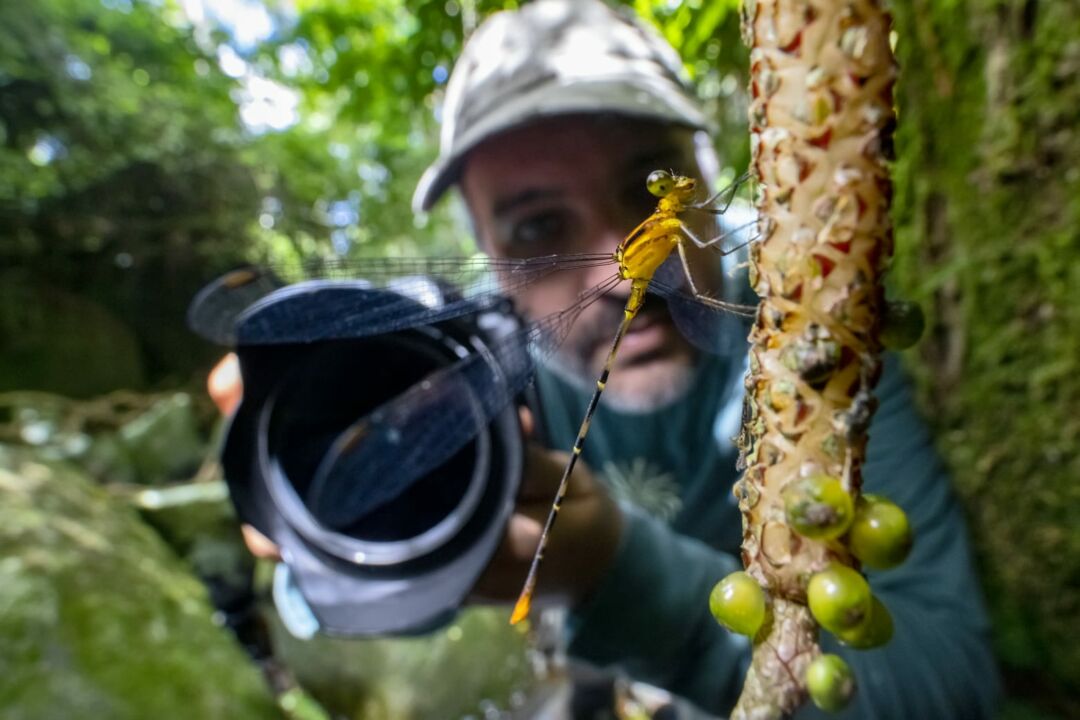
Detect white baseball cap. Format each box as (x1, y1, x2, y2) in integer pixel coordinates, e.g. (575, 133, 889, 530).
(412, 0, 710, 212)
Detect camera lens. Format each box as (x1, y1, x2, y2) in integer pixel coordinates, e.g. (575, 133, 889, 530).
(258, 324, 499, 566)
(213, 279, 524, 634)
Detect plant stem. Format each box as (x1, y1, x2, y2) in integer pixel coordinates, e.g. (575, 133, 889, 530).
(732, 0, 897, 716)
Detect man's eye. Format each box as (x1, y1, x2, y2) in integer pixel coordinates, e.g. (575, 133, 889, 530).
(510, 211, 568, 248)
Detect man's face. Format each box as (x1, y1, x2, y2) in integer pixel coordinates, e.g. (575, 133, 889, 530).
(461, 115, 718, 410)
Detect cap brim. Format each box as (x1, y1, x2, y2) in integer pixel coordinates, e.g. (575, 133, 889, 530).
(412, 79, 711, 213)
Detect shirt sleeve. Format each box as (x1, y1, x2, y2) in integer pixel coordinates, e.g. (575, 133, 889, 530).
(566, 356, 1000, 719)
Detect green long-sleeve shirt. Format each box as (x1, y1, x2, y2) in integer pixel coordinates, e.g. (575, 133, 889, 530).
(534, 351, 999, 718)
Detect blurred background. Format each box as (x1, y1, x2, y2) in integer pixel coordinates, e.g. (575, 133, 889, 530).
(0, 1, 1076, 719)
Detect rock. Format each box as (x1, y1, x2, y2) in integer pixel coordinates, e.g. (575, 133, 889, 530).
(0, 446, 279, 720)
(131, 480, 256, 617)
(270, 606, 535, 720)
(0, 391, 205, 485)
(118, 393, 204, 484)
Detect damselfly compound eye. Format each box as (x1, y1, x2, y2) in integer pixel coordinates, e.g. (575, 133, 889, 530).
(646, 170, 675, 197)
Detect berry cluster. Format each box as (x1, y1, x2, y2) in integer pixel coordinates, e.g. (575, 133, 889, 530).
(710, 490, 912, 711)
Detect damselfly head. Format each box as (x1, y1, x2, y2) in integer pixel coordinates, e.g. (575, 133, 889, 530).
(646, 170, 697, 200)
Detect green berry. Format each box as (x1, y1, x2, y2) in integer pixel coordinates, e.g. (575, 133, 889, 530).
(836, 595, 894, 649)
(783, 475, 854, 540)
(806, 654, 855, 712)
(709, 571, 767, 637)
(880, 300, 925, 349)
(808, 565, 872, 634)
(848, 495, 913, 570)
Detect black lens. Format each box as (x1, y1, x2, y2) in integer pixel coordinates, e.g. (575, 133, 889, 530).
(267, 332, 479, 544)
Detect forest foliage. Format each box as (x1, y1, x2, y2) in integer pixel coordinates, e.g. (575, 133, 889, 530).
(1, 0, 1076, 718)
(1, 0, 750, 384)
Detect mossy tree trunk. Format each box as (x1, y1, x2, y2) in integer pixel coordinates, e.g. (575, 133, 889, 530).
(888, 1, 1080, 714)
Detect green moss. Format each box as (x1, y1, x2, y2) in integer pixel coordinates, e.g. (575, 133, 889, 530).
(269, 606, 535, 720)
(0, 446, 279, 720)
(889, 1, 1080, 716)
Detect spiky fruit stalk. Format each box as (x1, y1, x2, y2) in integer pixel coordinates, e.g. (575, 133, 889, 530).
(730, 0, 898, 717)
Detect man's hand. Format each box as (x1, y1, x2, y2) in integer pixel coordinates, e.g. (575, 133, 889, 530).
(208, 353, 243, 417)
(469, 409, 624, 611)
(209, 353, 281, 559)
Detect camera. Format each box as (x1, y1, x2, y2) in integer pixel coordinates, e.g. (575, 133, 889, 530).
(193, 272, 530, 636)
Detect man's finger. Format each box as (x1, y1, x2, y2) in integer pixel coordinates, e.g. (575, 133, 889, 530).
(241, 523, 282, 561)
(505, 513, 542, 558)
(208, 353, 243, 416)
(518, 406, 535, 438)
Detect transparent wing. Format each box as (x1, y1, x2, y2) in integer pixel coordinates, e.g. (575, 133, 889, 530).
(651, 276, 756, 356)
(651, 205, 760, 357)
(187, 253, 615, 346)
(303, 274, 623, 530)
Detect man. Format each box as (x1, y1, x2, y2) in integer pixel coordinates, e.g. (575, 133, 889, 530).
(410, 1, 998, 717)
(222, 0, 998, 716)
